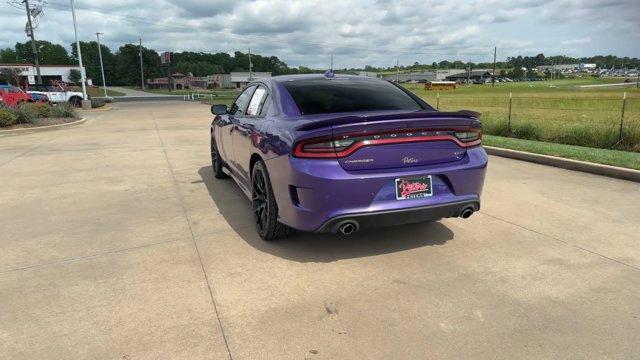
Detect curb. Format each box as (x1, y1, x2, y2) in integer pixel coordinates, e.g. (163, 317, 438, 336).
(112, 96, 183, 103)
(0, 117, 87, 136)
(484, 146, 640, 183)
(78, 105, 113, 112)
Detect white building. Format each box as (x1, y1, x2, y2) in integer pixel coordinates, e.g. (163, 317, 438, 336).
(230, 72, 272, 88)
(0, 63, 87, 85)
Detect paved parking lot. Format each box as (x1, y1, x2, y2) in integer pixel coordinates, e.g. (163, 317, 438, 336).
(1, 102, 639, 359)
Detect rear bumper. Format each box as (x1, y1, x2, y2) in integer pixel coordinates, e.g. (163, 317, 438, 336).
(316, 199, 479, 233)
(265, 146, 488, 232)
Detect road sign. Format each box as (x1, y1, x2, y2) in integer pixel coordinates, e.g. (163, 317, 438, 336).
(161, 52, 173, 64)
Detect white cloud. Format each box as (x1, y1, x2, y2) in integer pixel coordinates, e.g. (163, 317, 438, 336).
(561, 37, 592, 45)
(0, 0, 637, 68)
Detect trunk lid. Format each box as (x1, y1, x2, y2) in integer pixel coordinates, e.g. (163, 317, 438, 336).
(295, 110, 479, 171)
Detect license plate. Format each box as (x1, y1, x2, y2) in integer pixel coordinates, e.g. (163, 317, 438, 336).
(395, 175, 433, 200)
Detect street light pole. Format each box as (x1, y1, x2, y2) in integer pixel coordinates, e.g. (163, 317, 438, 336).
(70, 0, 87, 102)
(95, 32, 108, 97)
(139, 38, 145, 90)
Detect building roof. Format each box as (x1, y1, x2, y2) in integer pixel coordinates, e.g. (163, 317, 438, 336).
(446, 70, 491, 78)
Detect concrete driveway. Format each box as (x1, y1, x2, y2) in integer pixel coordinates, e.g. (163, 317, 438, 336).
(1, 102, 639, 359)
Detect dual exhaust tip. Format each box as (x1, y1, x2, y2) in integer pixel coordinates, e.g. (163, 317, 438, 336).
(335, 206, 475, 235)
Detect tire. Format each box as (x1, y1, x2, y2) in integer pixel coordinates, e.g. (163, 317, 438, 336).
(69, 97, 81, 108)
(211, 137, 227, 179)
(251, 160, 291, 241)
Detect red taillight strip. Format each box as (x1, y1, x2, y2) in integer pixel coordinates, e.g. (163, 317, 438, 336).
(293, 128, 482, 159)
(333, 135, 480, 158)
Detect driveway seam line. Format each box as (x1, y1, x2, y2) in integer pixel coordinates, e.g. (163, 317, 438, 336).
(479, 211, 640, 272)
(152, 114, 234, 360)
(0, 135, 58, 168)
(0, 237, 185, 275)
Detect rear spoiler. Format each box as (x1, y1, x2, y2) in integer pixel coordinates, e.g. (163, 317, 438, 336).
(295, 110, 481, 131)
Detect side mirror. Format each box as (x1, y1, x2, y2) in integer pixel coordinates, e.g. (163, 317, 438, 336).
(211, 104, 228, 115)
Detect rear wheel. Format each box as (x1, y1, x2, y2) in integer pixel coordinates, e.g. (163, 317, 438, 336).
(211, 137, 227, 179)
(251, 160, 291, 241)
(69, 97, 81, 107)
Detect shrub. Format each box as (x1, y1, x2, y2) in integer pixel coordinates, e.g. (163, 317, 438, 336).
(91, 98, 105, 108)
(0, 108, 17, 127)
(13, 103, 39, 124)
(484, 119, 511, 137)
(50, 103, 77, 118)
(511, 122, 541, 140)
(547, 123, 617, 149)
(35, 103, 52, 118)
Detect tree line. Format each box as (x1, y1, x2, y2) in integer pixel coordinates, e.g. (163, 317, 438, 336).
(1, 41, 638, 86)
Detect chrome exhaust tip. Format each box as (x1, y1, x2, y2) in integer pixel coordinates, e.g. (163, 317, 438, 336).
(338, 221, 358, 235)
(460, 208, 474, 219)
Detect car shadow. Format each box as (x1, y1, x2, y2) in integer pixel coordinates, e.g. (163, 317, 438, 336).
(198, 166, 454, 263)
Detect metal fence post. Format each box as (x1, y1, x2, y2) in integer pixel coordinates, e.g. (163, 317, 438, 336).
(618, 92, 627, 143)
(436, 92, 440, 110)
(508, 92, 513, 135)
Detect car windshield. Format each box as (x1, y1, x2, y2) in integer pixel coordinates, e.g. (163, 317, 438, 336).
(283, 78, 423, 115)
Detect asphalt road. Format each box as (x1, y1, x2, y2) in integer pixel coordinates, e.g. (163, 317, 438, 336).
(1, 102, 639, 359)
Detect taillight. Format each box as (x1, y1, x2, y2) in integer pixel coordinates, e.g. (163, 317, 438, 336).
(293, 126, 482, 159)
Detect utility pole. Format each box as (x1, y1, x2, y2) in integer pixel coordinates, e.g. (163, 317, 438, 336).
(95, 32, 107, 97)
(467, 63, 471, 84)
(23, 0, 42, 84)
(70, 0, 87, 104)
(139, 38, 145, 90)
(248, 47, 253, 80)
(330, 54, 333, 71)
(492, 46, 497, 87)
(396, 57, 399, 83)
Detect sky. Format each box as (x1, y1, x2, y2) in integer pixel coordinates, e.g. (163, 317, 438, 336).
(1, 0, 639, 68)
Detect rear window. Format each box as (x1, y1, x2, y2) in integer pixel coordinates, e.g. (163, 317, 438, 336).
(283, 78, 423, 115)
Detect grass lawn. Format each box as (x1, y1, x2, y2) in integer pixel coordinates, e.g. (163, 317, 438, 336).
(484, 135, 640, 170)
(81, 87, 125, 97)
(401, 78, 640, 152)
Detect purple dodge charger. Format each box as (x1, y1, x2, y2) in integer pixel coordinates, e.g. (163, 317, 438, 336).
(210, 74, 487, 240)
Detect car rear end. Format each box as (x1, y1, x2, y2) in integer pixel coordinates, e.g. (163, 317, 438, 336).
(266, 76, 487, 233)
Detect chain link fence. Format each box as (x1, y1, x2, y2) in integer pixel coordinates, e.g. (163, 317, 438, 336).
(424, 92, 640, 152)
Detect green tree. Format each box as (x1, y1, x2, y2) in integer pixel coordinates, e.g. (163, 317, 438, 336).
(15, 40, 71, 64)
(70, 41, 115, 86)
(0, 48, 18, 63)
(68, 69, 81, 84)
(112, 44, 161, 86)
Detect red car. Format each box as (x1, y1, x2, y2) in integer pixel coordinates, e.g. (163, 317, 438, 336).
(0, 85, 32, 107)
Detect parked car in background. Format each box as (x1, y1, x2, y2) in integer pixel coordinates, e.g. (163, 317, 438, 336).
(28, 92, 51, 104)
(209, 74, 487, 240)
(27, 83, 84, 107)
(0, 85, 33, 107)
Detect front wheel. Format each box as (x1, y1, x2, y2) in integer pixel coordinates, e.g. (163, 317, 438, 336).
(251, 160, 291, 241)
(211, 137, 227, 179)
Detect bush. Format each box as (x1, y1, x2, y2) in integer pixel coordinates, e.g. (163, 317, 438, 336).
(13, 103, 39, 124)
(35, 103, 52, 118)
(511, 122, 541, 140)
(50, 103, 77, 118)
(0, 108, 17, 127)
(484, 119, 511, 137)
(91, 98, 105, 108)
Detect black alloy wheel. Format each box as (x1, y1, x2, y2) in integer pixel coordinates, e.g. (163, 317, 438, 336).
(251, 160, 291, 241)
(211, 138, 227, 179)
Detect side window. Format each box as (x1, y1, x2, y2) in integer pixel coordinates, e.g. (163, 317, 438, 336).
(259, 93, 271, 116)
(246, 86, 267, 116)
(230, 86, 256, 116)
